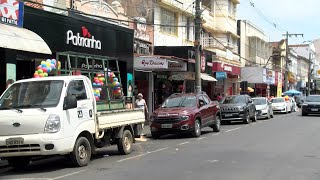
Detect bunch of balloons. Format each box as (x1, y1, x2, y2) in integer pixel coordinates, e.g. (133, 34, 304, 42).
(107, 71, 122, 97)
(33, 59, 61, 78)
(92, 73, 105, 101)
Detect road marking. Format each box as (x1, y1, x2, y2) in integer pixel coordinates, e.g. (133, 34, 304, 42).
(51, 170, 87, 180)
(117, 147, 168, 162)
(212, 133, 220, 136)
(207, 160, 219, 163)
(4, 178, 52, 180)
(224, 127, 242, 132)
(196, 137, 207, 140)
(178, 142, 190, 145)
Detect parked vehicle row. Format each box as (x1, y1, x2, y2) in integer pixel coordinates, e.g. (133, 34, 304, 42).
(150, 93, 306, 139)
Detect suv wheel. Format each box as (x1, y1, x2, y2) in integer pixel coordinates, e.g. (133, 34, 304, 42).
(243, 112, 250, 124)
(251, 112, 257, 122)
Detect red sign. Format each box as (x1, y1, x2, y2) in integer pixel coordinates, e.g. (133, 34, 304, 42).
(212, 62, 241, 76)
(0, 0, 24, 27)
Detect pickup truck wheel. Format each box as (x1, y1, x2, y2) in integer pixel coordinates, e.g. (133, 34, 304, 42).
(70, 137, 91, 167)
(192, 119, 201, 137)
(8, 157, 30, 169)
(117, 130, 133, 155)
(212, 115, 221, 132)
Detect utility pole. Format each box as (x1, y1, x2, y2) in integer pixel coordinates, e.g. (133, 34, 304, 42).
(282, 32, 303, 92)
(194, 0, 202, 93)
(307, 51, 312, 96)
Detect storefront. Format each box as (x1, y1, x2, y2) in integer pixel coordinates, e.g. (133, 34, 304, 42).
(212, 62, 241, 96)
(0, 2, 52, 93)
(134, 56, 188, 111)
(23, 7, 133, 96)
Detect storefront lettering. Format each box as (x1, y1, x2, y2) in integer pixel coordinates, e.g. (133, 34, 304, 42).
(142, 60, 164, 66)
(81, 63, 103, 69)
(224, 66, 232, 72)
(66, 28, 101, 50)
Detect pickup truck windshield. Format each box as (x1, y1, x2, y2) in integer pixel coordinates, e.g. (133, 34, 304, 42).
(162, 96, 196, 108)
(222, 96, 245, 104)
(0, 80, 64, 110)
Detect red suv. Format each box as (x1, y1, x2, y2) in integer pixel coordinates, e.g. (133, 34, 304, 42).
(150, 92, 221, 139)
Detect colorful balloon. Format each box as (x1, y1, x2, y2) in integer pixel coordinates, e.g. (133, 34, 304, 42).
(41, 61, 46, 65)
(43, 73, 48, 77)
(38, 69, 43, 74)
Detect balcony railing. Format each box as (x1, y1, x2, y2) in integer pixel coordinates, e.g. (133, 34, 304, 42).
(201, 37, 238, 53)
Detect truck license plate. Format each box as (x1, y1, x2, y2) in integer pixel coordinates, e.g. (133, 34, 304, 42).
(161, 124, 173, 128)
(6, 138, 24, 146)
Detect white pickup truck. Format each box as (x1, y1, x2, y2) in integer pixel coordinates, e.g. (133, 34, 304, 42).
(0, 76, 145, 168)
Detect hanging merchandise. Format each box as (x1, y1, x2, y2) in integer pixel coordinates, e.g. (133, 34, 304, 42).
(33, 59, 60, 78)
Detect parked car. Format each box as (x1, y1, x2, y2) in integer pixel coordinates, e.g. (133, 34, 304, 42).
(271, 97, 291, 113)
(150, 92, 221, 138)
(301, 95, 320, 116)
(220, 95, 256, 124)
(252, 97, 274, 119)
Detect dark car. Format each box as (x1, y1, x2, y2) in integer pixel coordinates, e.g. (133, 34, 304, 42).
(301, 95, 320, 116)
(150, 92, 221, 139)
(220, 95, 256, 124)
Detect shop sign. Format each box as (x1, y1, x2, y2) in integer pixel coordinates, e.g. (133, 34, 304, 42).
(223, 65, 232, 72)
(215, 72, 227, 80)
(66, 26, 102, 50)
(134, 57, 168, 69)
(134, 18, 150, 42)
(157, 75, 167, 79)
(201, 55, 206, 72)
(81, 63, 103, 69)
(0, 0, 24, 27)
(168, 61, 187, 71)
(263, 68, 275, 84)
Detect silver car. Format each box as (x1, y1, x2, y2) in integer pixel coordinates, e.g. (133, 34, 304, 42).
(252, 97, 274, 119)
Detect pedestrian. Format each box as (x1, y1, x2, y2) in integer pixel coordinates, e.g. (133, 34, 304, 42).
(6, 79, 14, 89)
(135, 93, 148, 141)
(217, 93, 222, 102)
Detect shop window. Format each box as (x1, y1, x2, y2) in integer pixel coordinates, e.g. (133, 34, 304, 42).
(160, 8, 178, 35)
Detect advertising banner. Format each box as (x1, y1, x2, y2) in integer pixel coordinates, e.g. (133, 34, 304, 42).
(0, 0, 24, 27)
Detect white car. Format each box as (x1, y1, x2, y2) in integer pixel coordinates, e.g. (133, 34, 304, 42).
(252, 97, 274, 119)
(271, 97, 291, 113)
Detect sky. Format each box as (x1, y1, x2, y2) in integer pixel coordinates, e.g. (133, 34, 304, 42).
(237, 0, 320, 44)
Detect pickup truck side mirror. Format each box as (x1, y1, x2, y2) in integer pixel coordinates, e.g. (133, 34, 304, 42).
(63, 95, 77, 110)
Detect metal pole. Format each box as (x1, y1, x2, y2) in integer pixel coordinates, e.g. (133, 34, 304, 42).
(194, 0, 202, 93)
(307, 51, 311, 96)
(284, 31, 289, 92)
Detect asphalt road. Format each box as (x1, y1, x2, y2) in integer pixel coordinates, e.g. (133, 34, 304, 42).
(2, 111, 320, 180)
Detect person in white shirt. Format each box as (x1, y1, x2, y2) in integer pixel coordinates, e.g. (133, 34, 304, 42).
(135, 93, 148, 140)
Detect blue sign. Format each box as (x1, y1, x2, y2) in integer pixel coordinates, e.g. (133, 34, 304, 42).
(215, 72, 227, 80)
(0, 0, 24, 27)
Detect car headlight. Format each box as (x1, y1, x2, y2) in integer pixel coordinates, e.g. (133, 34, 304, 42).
(302, 103, 308, 106)
(44, 114, 61, 133)
(180, 115, 190, 121)
(262, 106, 268, 110)
(239, 107, 244, 111)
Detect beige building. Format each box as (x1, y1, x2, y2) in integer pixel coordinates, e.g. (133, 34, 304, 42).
(201, 0, 242, 95)
(238, 20, 273, 68)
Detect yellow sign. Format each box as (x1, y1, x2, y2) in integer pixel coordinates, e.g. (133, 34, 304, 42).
(317, 69, 320, 75)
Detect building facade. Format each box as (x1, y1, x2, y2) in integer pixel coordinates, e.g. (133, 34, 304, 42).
(201, 0, 242, 96)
